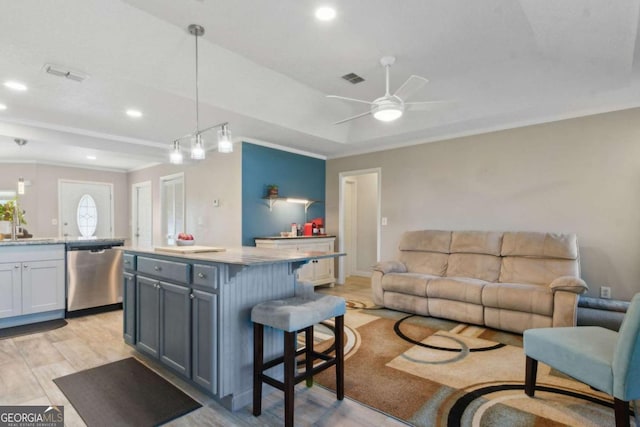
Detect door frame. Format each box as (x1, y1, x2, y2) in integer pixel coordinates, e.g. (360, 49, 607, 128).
(58, 179, 114, 238)
(338, 168, 381, 284)
(131, 180, 152, 247)
(159, 172, 185, 245)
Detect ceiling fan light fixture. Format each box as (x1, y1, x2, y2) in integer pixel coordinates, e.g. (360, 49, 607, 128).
(217, 124, 233, 153)
(372, 100, 404, 122)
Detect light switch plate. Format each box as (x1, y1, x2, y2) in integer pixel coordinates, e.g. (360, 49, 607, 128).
(212, 199, 220, 207)
(381, 217, 388, 226)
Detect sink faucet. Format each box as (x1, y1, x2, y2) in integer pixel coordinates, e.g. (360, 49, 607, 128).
(10, 203, 18, 241)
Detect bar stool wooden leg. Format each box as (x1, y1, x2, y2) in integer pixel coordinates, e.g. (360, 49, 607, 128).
(284, 331, 296, 427)
(253, 323, 264, 416)
(335, 315, 344, 400)
(305, 326, 314, 387)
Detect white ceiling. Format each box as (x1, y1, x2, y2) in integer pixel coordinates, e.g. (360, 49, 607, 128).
(1, 0, 640, 171)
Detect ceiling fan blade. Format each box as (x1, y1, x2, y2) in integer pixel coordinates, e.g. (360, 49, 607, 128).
(327, 95, 374, 105)
(405, 100, 454, 111)
(333, 110, 372, 125)
(393, 75, 429, 102)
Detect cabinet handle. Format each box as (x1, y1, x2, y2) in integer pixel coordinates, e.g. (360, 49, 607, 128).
(124, 260, 130, 265)
(197, 272, 205, 279)
(155, 283, 161, 289)
(190, 294, 195, 300)
(23, 264, 29, 268)
(14, 265, 19, 268)
(154, 266, 161, 271)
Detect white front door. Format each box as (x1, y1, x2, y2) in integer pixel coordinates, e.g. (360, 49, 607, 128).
(132, 181, 152, 247)
(59, 181, 113, 238)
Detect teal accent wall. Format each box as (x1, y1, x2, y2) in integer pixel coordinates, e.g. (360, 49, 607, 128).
(242, 143, 326, 246)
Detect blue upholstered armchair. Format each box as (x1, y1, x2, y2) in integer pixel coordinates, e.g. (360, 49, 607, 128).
(523, 293, 640, 427)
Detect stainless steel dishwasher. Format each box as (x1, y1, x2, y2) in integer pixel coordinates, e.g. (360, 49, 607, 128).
(66, 239, 124, 314)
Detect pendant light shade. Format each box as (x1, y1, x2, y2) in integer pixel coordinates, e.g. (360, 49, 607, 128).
(217, 124, 233, 153)
(168, 24, 233, 163)
(169, 140, 183, 164)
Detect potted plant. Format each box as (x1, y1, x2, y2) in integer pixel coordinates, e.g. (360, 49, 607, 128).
(266, 184, 279, 197)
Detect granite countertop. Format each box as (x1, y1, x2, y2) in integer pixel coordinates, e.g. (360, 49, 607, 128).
(121, 245, 344, 266)
(254, 235, 336, 240)
(0, 237, 126, 247)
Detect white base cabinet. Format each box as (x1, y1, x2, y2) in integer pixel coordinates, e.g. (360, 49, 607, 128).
(255, 237, 336, 287)
(0, 244, 66, 326)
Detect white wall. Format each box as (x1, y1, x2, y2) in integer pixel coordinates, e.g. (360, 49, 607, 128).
(326, 108, 640, 301)
(127, 146, 242, 248)
(0, 163, 128, 238)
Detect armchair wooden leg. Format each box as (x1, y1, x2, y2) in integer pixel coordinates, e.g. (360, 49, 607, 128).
(613, 398, 630, 427)
(252, 323, 264, 416)
(335, 315, 344, 401)
(525, 356, 538, 397)
(284, 331, 296, 427)
(305, 326, 314, 387)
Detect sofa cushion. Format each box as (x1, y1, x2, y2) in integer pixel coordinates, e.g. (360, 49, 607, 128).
(482, 282, 554, 316)
(450, 231, 503, 256)
(499, 257, 579, 285)
(427, 277, 488, 305)
(501, 232, 577, 260)
(399, 251, 448, 276)
(446, 253, 501, 282)
(399, 230, 451, 253)
(381, 272, 438, 297)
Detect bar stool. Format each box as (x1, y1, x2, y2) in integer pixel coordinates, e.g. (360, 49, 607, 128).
(251, 292, 346, 427)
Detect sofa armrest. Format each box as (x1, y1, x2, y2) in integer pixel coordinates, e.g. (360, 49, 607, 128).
(550, 276, 588, 294)
(373, 260, 407, 274)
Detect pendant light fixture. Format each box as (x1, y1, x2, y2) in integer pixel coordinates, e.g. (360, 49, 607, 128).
(169, 24, 233, 164)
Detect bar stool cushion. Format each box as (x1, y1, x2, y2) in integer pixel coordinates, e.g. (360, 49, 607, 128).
(252, 293, 346, 332)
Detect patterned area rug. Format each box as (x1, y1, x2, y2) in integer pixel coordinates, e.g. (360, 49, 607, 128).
(314, 302, 633, 427)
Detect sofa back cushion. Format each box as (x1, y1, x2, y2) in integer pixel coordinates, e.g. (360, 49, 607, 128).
(399, 230, 451, 253)
(446, 253, 502, 282)
(450, 231, 503, 256)
(501, 232, 577, 259)
(399, 251, 448, 276)
(499, 232, 579, 285)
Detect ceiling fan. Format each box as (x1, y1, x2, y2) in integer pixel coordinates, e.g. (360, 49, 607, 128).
(327, 56, 448, 125)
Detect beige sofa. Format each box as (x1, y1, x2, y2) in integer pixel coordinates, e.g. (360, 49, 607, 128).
(371, 230, 588, 333)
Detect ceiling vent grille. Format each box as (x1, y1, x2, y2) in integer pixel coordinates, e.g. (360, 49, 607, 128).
(341, 73, 365, 84)
(43, 64, 88, 82)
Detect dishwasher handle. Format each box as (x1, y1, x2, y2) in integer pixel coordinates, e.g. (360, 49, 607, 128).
(89, 249, 106, 254)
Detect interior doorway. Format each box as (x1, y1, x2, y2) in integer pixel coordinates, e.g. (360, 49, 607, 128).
(132, 181, 152, 247)
(160, 173, 184, 246)
(338, 168, 381, 284)
(59, 180, 113, 238)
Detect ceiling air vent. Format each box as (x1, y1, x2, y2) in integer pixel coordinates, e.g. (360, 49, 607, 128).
(341, 72, 365, 84)
(43, 64, 89, 82)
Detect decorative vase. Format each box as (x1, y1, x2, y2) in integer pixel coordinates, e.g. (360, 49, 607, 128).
(0, 220, 11, 235)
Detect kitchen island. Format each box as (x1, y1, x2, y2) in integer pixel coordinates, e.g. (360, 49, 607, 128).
(121, 246, 343, 411)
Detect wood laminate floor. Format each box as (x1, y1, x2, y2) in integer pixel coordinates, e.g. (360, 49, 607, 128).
(0, 276, 406, 426)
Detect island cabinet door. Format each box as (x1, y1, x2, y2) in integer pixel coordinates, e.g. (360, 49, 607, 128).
(159, 281, 191, 378)
(122, 272, 136, 345)
(191, 289, 217, 394)
(136, 275, 160, 358)
(0, 262, 21, 319)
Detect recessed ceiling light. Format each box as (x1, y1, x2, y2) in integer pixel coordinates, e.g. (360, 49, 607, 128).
(126, 109, 142, 118)
(4, 81, 28, 91)
(0, 104, 6, 111)
(315, 6, 336, 21)
(86, 155, 97, 160)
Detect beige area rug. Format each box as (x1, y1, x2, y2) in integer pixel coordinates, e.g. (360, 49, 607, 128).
(314, 304, 632, 427)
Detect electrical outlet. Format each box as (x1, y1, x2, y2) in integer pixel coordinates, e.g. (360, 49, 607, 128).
(212, 199, 220, 207)
(600, 286, 611, 299)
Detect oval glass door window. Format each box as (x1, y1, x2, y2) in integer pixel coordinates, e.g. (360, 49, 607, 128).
(77, 194, 98, 238)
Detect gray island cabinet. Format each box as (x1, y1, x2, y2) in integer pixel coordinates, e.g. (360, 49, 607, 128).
(121, 246, 341, 411)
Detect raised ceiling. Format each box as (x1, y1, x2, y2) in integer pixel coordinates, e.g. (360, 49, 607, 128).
(1, 0, 639, 171)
